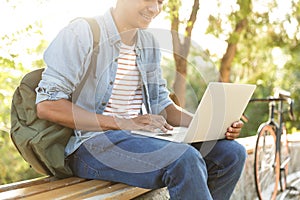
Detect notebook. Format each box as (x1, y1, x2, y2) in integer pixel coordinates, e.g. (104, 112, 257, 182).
(132, 82, 256, 143)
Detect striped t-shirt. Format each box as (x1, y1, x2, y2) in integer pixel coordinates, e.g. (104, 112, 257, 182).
(103, 43, 143, 119)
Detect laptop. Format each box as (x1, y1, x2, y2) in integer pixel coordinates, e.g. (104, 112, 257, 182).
(132, 82, 256, 143)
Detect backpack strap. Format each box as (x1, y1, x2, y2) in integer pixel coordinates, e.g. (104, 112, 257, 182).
(84, 18, 100, 49)
(72, 17, 101, 103)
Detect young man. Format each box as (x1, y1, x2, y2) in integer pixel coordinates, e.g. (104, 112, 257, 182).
(36, 0, 246, 199)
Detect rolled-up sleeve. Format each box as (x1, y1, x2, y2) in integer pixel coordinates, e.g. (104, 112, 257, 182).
(36, 19, 94, 104)
(36, 82, 71, 103)
(158, 81, 173, 110)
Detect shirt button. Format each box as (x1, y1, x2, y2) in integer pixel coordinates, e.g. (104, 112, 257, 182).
(114, 58, 118, 62)
(102, 102, 107, 106)
(109, 81, 114, 85)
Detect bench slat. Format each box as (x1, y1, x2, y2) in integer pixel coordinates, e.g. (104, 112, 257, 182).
(22, 179, 112, 200)
(72, 183, 150, 200)
(105, 187, 150, 200)
(0, 176, 56, 192)
(0, 177, 86, 199)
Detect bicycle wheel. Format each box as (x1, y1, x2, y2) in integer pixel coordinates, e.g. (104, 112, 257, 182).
(254, 124, 280, 200)
(280, 124, 290, 191)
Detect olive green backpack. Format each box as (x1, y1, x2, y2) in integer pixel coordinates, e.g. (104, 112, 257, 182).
(10, 18, 100, 178)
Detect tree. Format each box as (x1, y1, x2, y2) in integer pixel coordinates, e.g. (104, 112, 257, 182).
(164, 0, 300, 134)
(219, 0, 251, 82)
(0, 18, 46, 184)
(205, 0, 251, 83)
(205, 0, 300, 134)
(166, 0, 200, 107)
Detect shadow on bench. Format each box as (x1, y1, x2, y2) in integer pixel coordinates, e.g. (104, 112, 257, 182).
(0, 176, 150, 200)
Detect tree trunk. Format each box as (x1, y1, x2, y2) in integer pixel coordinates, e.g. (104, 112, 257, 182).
(219, 19, 247, 82)
(168, 0, 199, 107)
(171, 49, 188, 106)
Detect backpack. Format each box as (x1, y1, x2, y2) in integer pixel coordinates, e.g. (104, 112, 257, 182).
(10, 18, 100, 178)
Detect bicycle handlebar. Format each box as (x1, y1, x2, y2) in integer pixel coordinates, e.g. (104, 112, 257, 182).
(249, 97, 287, 102)
(249, 96, 295, 121)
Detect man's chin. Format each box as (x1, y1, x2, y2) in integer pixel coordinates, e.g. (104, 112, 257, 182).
(139, 24, 151, 30)
(136, 21, 151, 30)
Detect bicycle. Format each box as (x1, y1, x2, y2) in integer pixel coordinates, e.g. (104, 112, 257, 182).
(249, 90, 295, 200)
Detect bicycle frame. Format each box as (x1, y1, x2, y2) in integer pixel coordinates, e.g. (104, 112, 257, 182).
(251, 98, 290, 163)
(250, 94, 294, 199)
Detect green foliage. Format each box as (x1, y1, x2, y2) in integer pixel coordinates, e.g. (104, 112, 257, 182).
(228, 32, 241, 44)
(0, 17, 47, 183)
(0, 131, 42, 184)
(165, 0, 181, 20)
(206, 15, 223, 37)
(164, 0, 300, 136)
(237, 0, 252, 19)
(204, 0, 300, 135)
(282, 44, 300, 130)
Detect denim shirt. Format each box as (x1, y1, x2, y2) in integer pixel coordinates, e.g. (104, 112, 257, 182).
(36, 9, 173, 156)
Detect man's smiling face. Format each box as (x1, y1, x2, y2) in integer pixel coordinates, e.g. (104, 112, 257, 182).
(118, 0, 165, 29)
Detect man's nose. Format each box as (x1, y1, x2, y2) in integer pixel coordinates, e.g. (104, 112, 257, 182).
(147, 2, 160, 14)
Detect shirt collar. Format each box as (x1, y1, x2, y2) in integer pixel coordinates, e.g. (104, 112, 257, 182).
(103, 8, 121, 45)
(103, 8, 145, 49)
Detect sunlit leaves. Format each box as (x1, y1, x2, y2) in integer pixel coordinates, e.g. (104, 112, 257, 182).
(0, 3, 46, 183)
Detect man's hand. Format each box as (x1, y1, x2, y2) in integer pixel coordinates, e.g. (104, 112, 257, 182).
(225, 121, 244, 140)
(116, 114, 173, 133)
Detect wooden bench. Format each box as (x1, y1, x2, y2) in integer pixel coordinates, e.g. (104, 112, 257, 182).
(0, 176, 150, 200)
(0, 137, 257, 200)
(2, 134, 298, 200)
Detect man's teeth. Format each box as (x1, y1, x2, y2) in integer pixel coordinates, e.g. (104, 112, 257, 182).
(142, 14, 152, 20)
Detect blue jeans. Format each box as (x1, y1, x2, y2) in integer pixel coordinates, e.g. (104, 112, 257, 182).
(68, 130, 246, 200)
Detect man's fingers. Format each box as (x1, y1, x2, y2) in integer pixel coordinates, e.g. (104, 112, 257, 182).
(164, 122, 173, 130)
(225, 121, 243, 140)
(228, 126, 242, 133)
(226, 131, 239, 139)
(132, 114, 172, 132)
(232, 121, 244, 128)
